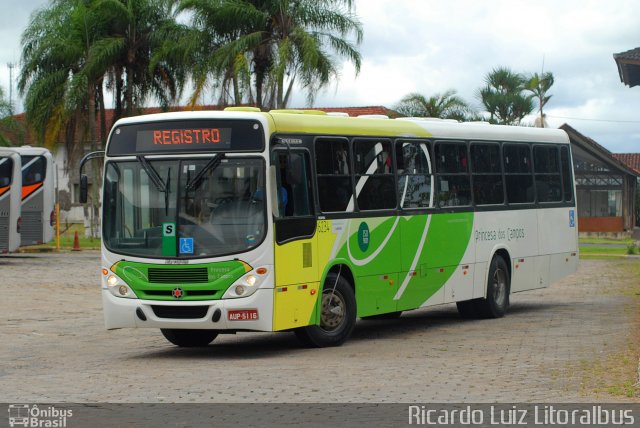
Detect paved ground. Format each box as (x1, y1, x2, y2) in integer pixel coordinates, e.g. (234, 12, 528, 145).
(0, 251, 638, 403)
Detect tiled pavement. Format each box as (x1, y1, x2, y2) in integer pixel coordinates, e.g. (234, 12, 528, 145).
(0, 252, 638, 403)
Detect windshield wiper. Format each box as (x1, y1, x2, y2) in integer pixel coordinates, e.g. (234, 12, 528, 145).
(185, 154, 225, 191)
(136, 156, 166, 192)
(137, 156, 172, 215)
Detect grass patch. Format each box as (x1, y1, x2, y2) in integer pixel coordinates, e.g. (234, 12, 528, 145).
(579, 246, 628, 255)
(579, 246, 628, 256)
(579, 237, 635, 245)
(580, 254, 627, 260)
(23, 223, 101, 250)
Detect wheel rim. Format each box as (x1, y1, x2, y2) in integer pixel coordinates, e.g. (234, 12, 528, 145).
(320, 289, 346, 332)
(492, 266, 507, 307)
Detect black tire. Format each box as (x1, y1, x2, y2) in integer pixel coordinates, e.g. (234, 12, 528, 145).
(161, 329, 218, 347)
(361, 311, 403, 320)
(475, 255, 510, 318)
(456, 300, 479, 319)
(294, 272, 356, 347)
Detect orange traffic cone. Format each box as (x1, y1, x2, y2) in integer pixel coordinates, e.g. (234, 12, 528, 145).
(72, 231, 81, 251)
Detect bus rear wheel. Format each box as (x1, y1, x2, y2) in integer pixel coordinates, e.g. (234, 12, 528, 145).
(475, 255, 510, 318)
(161, 329, 218, 347)
(294, 273, 356, 347)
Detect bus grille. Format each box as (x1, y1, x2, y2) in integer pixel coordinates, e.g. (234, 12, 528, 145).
(0, 216, 8, 251)
(151, 305, 208, 319)
(21, 211, 43, 245)
(147, 267, 209, 283)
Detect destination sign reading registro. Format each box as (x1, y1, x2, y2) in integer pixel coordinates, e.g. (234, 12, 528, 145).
(136, 128, 232, 151)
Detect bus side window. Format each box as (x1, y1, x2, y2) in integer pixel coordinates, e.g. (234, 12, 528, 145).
(315, 138, 353, 212)
(503, 144, 534, 204)
(396, 140, 432, 209)
(436, 142, 471, 207)
(353, 139, 395, 210)
(560, 146, 574, 202)
(533, 145, 562, 203)
(471, 142, 504, 205)
(275, 151, 313, 217)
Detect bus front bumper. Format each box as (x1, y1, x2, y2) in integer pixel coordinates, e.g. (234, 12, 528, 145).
(102, 288, 274, 332)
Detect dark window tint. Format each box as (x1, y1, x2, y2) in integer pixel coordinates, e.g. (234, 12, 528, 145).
(503, 144, 534, 204)
(560, 146, 574, 202)
(436, 142, 470, 207)
(503, 144, 531, 173)
(0, 157, 14, 187)
(396, 141, 432, 209)
(315, 139, 353, 212)
(534, 145, 562, 202)
(21, 155, 47, 186)
(273, 151, 313, 217)
(315, 139, 350, 175)
(436, 142, 468, 173)
(437, 175, 471, 207)
(471, 143, 503, 205)
(354, 139, 395, 210)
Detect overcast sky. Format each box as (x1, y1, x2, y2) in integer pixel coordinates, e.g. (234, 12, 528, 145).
(1, 0, 639, 153)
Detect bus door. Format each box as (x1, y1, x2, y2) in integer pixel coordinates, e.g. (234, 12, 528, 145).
(20, 155, 49, 246)
(271, 148, 320, 330)
(0, 151, 21, 253)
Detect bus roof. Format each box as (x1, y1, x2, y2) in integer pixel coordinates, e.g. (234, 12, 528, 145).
(109, 110, 570, 146)
(4, 146, 53, 156)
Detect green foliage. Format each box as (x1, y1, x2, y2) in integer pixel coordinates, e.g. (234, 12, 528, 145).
(19, 0, 187, 153)
(394, 89, 475, 121)
(175, 0, 363, 109)
(526, 71, 554, 128)
(478, 67, 534, 125)
(0, 86, 25, 147)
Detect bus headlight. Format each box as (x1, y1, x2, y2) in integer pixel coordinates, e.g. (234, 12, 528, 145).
(103, 271, 137, 299)
(222, 268, 268, 299)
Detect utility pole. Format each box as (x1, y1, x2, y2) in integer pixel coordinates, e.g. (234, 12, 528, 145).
(7, 62, 14, 114)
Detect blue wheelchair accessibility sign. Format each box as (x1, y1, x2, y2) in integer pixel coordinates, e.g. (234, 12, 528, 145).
(179, 238, 194, 254)
(569, 210, 575, 228)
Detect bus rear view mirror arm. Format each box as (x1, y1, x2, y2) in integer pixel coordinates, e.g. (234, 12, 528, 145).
(79, 151, 105, 204)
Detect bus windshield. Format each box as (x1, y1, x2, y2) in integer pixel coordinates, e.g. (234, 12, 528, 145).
(103, 157, 266, 258)
(0, 157, 13, 188)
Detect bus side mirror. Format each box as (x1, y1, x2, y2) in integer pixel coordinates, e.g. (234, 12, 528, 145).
(269, 165, 280, 218)
(79, 175, 88, 203)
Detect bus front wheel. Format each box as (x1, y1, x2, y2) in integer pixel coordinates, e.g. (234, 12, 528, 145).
(294, 273, 356, 347)
(161, 329, 218, 347)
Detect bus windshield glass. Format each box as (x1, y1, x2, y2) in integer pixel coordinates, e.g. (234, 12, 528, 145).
(21, 155, 46, 185)
(0, 157, 13, 188)
(103, 157, 266, 258)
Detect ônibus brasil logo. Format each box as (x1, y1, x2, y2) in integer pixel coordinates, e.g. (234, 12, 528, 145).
(8, 404, 73, 427)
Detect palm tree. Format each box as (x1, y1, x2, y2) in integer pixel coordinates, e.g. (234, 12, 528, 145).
(104, 0, 187, 120)
(20, 0, 111, 153)
(526, 71, 554, 128)
(0, 86, 26, 147)
(177, 0, 363, 109)
(20, 0, 186, 147)
(394, 90, 473, 121)
(478, 67, 534, 125)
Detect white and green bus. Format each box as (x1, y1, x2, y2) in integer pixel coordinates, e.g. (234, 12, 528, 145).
(0, 149, 22, 254)
(83, 109, 578, 347)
